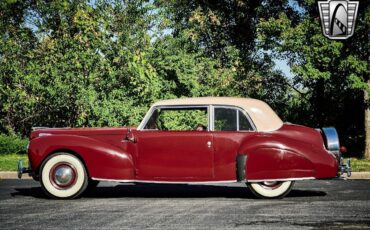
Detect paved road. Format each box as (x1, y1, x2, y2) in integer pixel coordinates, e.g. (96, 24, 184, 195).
(0, 179, 369, 229)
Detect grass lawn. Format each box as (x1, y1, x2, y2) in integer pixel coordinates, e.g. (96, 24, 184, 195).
(0, 154, 370, 172)
(0, 154, 28, 171)
(347, 158, 370, 172)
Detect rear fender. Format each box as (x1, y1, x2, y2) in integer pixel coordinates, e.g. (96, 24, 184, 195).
(28, 135, 135, 180)
(238, 136, 316, 181)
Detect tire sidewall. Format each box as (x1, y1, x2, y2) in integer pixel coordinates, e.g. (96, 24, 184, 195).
(40, 153, 88, 199)
(248, 181, 294, 199)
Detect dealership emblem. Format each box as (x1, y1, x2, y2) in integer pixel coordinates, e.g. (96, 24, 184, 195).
(318, 0, 359, 39)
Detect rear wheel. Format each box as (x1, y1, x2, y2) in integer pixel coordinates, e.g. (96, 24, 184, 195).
(247, 181, 294, 198)
(40, 153, 88, 199)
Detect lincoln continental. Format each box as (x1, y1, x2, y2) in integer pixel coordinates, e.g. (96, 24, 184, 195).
(18, 97, 351, 199)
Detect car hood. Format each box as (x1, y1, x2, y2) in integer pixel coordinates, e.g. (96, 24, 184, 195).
(30, 127, 136, 140)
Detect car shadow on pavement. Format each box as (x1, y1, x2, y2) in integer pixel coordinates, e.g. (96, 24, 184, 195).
(84, 183, 257, 199)
(85, 184, 327, 199)
(12, 183, 326, 199)
(12, 187, 49, 199)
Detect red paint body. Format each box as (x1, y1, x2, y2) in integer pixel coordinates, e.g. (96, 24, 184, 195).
(27, 123, 339, 182)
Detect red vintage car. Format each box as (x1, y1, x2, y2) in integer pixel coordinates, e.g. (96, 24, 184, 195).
(18, 97, 351, 199)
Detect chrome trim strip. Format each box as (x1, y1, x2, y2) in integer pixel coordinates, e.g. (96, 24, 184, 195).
(137, 106, 156, 130)
(91, 178, 237, 184)
(39, 133, 52, 137)
(239, 110, 256, 131)
(92, 177, 316, 184)
(209, 105, 214, 131)
(236, 109, 240, 131)
(246, 177, 315, 182)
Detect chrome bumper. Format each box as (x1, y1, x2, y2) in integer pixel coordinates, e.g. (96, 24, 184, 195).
(17, 160, 31, 179)
(339, 157, 351, 177)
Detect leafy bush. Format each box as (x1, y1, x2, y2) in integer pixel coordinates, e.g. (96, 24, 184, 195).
(0, 134, 28, 155)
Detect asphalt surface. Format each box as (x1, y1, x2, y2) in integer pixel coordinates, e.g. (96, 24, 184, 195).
(0, 179, 370, 229)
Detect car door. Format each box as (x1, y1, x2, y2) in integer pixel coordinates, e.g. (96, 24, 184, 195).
(134, 106, 214, 180)
(135, 131, 213, 179)
(211, 106, 256, 180)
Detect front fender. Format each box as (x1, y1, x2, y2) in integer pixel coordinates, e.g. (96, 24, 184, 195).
(28, 135, 135, 180)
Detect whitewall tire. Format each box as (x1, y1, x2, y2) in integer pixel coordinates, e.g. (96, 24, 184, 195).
(40, 153, 88, 199)
(248, 181, 294, 198)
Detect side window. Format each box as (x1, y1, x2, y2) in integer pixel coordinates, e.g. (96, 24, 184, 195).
(214, 108, 237, 131)
(239, 110, 253, 131)
(144, 109, 159, 130)
(144, 107, 208, 131)
(214, 107, 254, 131)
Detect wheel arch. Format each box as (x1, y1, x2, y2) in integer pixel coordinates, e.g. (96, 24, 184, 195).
(28, 135, 135, 181)
(35, 149, 90, 179)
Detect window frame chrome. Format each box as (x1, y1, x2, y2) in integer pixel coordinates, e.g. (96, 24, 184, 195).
(138, 105, 210, 131)
(138, 104, 256, 132)
(212, 105, 256, 132)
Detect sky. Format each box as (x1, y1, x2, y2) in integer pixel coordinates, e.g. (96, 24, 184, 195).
(271, 0, 303, 79)
(274, 59, 293, 78)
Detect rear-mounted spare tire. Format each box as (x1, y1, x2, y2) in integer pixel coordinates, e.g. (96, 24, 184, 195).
(321, 127, 340, 154)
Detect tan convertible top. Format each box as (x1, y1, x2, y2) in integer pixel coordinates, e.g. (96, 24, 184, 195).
(152, 97, 283, 132)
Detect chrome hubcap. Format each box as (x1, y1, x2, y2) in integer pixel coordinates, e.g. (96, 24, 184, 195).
(260, 181, 282, 190)
(50, 163, 77, 189)
(263, 181, 278, 186)
(55, 166, 74, 186)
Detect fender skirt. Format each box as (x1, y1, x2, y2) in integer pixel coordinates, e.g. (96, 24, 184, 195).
(236, 154, 247, 182)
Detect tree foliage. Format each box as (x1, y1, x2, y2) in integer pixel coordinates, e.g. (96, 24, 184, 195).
(1, 0, 289, 136)
(0, 0, 369, 157)
(257, 0, 370, 156)
(156, 0, 294, 116)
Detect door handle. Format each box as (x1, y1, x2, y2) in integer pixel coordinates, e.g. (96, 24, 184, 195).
(207, 141, 212, 148)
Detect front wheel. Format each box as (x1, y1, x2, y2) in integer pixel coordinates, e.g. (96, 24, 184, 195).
(247, 181, 294, 199)
(40, 153, 88, 199)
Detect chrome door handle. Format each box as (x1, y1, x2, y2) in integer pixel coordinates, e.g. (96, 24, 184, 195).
(207, 141, 212, 148)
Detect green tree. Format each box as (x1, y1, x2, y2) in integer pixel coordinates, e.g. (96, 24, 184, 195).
(257, 0, 370, 158)
(0, 0, 36, 135)
(156, 0, 294, 117)
(0, 0, 162, 134)
(0, 0, 243, 136)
